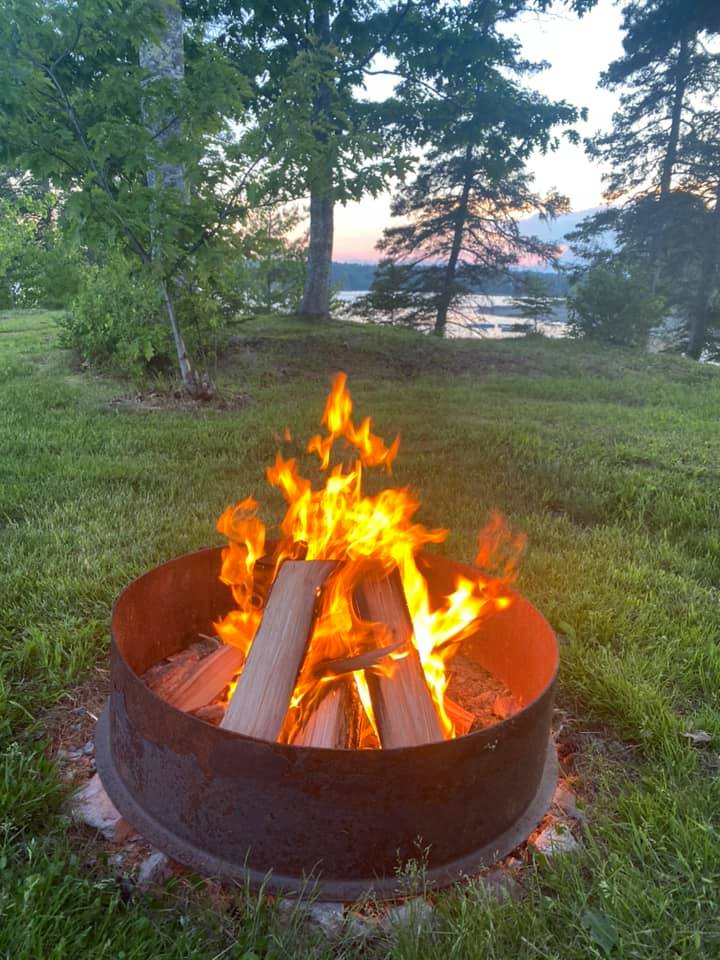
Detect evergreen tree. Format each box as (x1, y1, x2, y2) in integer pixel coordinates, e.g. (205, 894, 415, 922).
(510, 273, 557, 332)
(354, 258, 422, 325)
(378, 0, 577, 336)
(573, 0, 720, 356)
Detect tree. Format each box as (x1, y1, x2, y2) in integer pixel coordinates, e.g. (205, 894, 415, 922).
(567, 264, 666, 345)
(573, 0, 720, 357)
(0, 0, 251, 388)
(139, 1, 194, 384)
(197, 0, 593, 323)
(216, 206, 308, 314)
(510, 273, 557, 332)
(678, 107, 720, 357)
(378, 0, 578, 336)
(353, 258, 421, 325)
(198, 0, 413, 321)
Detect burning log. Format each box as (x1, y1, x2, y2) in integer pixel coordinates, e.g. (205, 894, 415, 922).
(313, 637, 404, 679)
(445, 697, 474, 737)
(220, 559, 336, 741)
(167, 644, 245, 713)
(293, 681, 354, 748)
(354, 567, 444, 749)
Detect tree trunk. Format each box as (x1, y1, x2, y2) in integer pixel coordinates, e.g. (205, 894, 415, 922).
(140, 1, 195, 388)
(434, 144, 474, 337)
(652, 32, 690, 295)
(140, 2, 185, 196)
(687, 181, 720, 360)
(659, 33, 690, 200)
(299, 2, 334, 321)
(300, 189, 334, 318)
(161, 280, 194, 385)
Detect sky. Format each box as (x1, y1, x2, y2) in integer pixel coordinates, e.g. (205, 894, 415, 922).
(332, 0, 625, 262)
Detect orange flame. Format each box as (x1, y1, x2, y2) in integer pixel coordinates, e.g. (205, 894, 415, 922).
(215, 373, 524, 743)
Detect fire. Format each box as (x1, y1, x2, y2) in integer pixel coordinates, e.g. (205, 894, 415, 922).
(215, 373, 524, 743)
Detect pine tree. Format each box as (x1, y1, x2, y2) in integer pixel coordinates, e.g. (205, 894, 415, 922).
(574, 0, 720, 356)
(378, 0, 577, 336)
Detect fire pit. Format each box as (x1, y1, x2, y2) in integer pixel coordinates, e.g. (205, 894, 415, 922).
(95, 374, 559, 900)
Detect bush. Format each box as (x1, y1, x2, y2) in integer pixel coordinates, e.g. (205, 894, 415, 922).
(567, 266, 667, 346)
(61, 254, 169, 378)
(62, 253, 231, 380)
(0, 196, 82, 310)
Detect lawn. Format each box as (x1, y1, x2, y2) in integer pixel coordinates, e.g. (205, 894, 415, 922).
(1, 308, 719, 959)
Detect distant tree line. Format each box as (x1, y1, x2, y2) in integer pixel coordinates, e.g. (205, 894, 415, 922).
(332, 262, 569, 295)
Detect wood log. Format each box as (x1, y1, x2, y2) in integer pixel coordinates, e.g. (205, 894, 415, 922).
(220, 559, 336, 741)
(354, 566, 444, 749)
(167, 644, 245, 712)
(293, 681, 353, 748)
(444, 696, 474, 737)
(313, 637, 404, 679)
(144, 637, 221, 702)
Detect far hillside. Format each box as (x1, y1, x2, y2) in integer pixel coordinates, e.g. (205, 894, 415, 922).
(331, 262, 570, 295)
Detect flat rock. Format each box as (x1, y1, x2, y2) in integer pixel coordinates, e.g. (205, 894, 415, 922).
(307, 902, 345, 935)
(137, 851, 172, 886)
(479, 866, 520, 901)
(532, 822, 579, 856)
(70, 773, 121, 839)
(381, 897, 434, 935)
(553, 782, 585, 822)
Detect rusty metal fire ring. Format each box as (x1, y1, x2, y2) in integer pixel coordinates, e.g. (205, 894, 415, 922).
(96, 546, 559, 901)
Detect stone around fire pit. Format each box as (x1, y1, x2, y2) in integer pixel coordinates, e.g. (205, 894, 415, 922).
(70, 773, 122, 840)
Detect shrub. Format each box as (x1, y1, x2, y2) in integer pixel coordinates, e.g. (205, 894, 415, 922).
(567, 266, 667, 346)
(61, 254, 169, 378)
(62, 253, 231, 380)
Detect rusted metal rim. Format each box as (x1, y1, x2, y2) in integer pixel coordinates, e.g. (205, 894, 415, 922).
(96, 546, 559, 901)
(96, 709, 556, 899)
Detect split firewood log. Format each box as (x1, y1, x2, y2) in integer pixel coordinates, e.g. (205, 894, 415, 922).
(293, 680, 355, 749)
(354, 566, 444, 749)
(220, 559, 336, 741)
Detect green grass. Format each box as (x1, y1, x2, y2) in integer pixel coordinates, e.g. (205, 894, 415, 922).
(2, 307, 720, 958)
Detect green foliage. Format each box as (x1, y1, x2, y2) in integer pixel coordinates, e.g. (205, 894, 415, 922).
(510, 273, 558, 331)
(567, 266, 667, 346)
(210, 207, 307, 315)
(379, 0, 579, 334)
(0, 0, 253, 382)
(62, 254, 168, 377)
(354, 259, 422, 325)
(215, 2, 409, 207)
(61, 252, 232, 379)
(0, 189, 81, 310)
(577, 0, 720, 358)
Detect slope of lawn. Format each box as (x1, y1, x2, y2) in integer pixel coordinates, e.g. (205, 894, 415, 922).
(1, 308, 720, 959)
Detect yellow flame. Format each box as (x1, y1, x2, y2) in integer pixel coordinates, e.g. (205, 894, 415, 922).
(215, 373, 524, 742)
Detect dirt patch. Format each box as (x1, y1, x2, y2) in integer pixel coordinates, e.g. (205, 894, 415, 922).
(104, 386, 252, 414)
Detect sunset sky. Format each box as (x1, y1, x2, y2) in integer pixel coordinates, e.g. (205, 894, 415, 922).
(332, 0, 625, 262)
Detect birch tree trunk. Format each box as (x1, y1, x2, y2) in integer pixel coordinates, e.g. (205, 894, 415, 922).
(140, 1, 195, 388)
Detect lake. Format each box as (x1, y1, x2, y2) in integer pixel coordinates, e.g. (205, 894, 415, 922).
(335, 292, 569, 340)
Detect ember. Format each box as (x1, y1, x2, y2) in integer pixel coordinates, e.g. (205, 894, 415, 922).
(205, 372, 525, 748)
